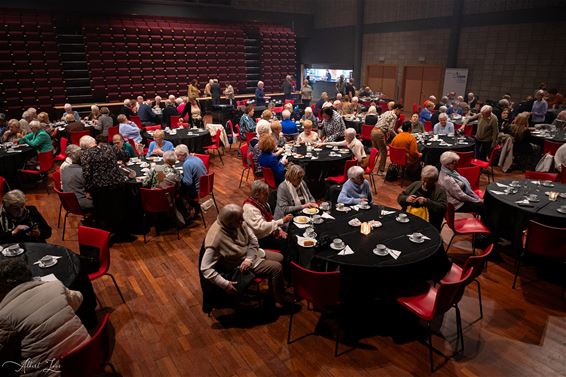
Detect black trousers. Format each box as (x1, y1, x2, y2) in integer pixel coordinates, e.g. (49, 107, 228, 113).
(91, 184, 132, 235)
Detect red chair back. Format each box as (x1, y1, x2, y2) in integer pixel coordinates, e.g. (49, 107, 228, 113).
(524, 171, 559, 182)
(70, 130, 91, 146)
(561, 166, 566, 184)
(525, 220, 566, 258)
(463, 124, 474, 137)
(290, 262, 340, 307)
(389, 145, 407, 166)
(488, 144, 501, 164)
(78, 225, 111, 276)
(38, 149, 55, 173)
(144, 125, 161, 132)
(412, 103, 418, 113)
(130, 115, 142, 129)
(55, 137, 68, 161)
(198, 172, 215, 199)
(59, 312, 112, 377)
(272, 106, 284, 114)
(284, 99, 294, 105)
(433, 268, 474, 316)
(444, 203, 456, 232)
(0, 176, 8, 201)
(140, 188, 173, 214)
(343, 159, 358, 177)
(55, 188, 85, 216)
(170, 116, 181, 128)
(461, 244, 494, 281)
(51, 169, 62, 191)
(361, 124, 373, 141)
(456, 166, 481, 190)
(243, 131, 253, 142)
(455, 151, 474, 167)
(240, 144, 250, 169)
(424, 121, 433, 132)
(378, 102, 388, 113)
(262, 166, 277, 189)
(247, 151, 259, 179)
(367, 147, 379, 173)
(107, 126, 119, 142)
(194, 153, 210, 172)
(543, 140, 562, 156)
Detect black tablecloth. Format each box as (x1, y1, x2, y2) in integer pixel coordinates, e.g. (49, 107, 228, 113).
(484, 180, 566, 246)
(287, 145, 352, 198)
(143, 128, 212, 153)
(0, 242, 97, 328)
(418, 135, 475, 166)
(288, 205, 450, 301)
(0, 145, 36, 187)
(126, 158, 184, 181)
(528, 130, 566, 144)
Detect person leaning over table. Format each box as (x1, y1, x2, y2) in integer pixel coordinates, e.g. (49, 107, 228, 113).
(18, 120, 52, 153)
(201, 204, 287, 308)
(320, 106, 346, 142)
(462, 105, 499, 161)
(372, 103, 402, 176)
(258, 133, 287, 186)
(117, 114, 142, 143)
(112, 133, 136, 161)
(143, 150, 180, 190)
(438, 151, 485, 217)
(397, 165, 447, 230)
(61, 146, 94, 212)
(0, 259, 90, 377)
(0, 189, 52, 243)
(433, 113, 455, 136)
(297, 120, 319, 144)
(2, 119, 25, 142)
(337, 165, 373, 205)
(317, 127, 367, 167)
(146, 129, 174, 158)
(274, 164, 317, 219)
(243, 180, 293, 252)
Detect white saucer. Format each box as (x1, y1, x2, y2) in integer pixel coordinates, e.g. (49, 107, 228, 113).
(373, 248, 389, 256)
(298, 238, 317, 248)
(38, 260, 58, 268)
(336, 207, 351, 212)
(557, 207, 566, 214)
(408, 236, 425, 244)
(330, 243, 345, 251)
(348, 219, 361, 227)
(396, 217, 410, 223)
(1, 248, 24, 257)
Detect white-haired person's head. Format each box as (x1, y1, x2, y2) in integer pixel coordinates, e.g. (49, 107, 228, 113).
(322, 101, 333, 109)
(367, 106, 377, 115)
(64, 103, 72, 111)
(175, 97, 183, 105)
(217, 204, 244, 231)
(336, 93, 343, 100)
(90, 105, 99, 112)
(333, 100, 342, 108)
(468, 92, 474, 98)
(168, 95, 175, 102)
(281, 110, 291, 120)
(27, 107, 37, 116)
(480, 105, 492, 115)
(421, 165, 439, 190)
(440, 151, 459, 170)
(174, 144, 189, 161)
(79, 135, 96, 149)
(344, 128, 357, 142)
(2, 189, 27, 210)
(123, 99, 131, 106)
(257, 81, 264, 88)
(439, 106, 447, 113)
(498, 99, 510, 108)
(304, 106, 313, 114)
(29, 120, 41, 132)
(66, 144, 82, 164)
(429, 95, 437, 102)
(154, 96, 162, 102)
(347, 165, 365, 184)
(256, 120, 272, 136)
(250, 180, 269, 201)
(438, 113, 448, 121)
(284, 103, 293, 111)
(162, 151, 176, 166)
(352, 96, 358, 103)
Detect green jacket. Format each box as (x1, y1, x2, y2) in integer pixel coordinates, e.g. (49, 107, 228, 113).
(19, 129, 52, 153)
(397, 181, 447, 230)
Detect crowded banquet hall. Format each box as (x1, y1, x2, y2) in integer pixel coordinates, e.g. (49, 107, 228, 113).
(1, 1, 566, 376)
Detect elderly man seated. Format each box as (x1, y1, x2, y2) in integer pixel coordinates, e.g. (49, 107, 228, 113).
(201, 204, 286, 308)
(281, 110, 298, 136)
(0, 190, 52, 243)
(337, 166, 373, 205)
(175, 144, 207, 218)
(433, 113, 455, 136)
(317, 127, 367, 166)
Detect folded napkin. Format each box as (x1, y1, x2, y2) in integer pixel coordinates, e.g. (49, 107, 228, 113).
(530, 180, 540, 185)
(489, 190, 505, 195)
(311, 156, 319, 160)
(351, 205, 360, 211)
(33, 255, 62, 265)
(381, 210, 395, 216)
(294, 223, 310, 229)
(388, 248, 402, 259)
(407, 234, 431, 240)
(337, 245, 355, 255)
(321, 212, 335, 220)
(515, 199, 534, 207)
(495, 182, 510, 188)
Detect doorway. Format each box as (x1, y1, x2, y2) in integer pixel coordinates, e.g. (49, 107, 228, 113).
(365, 64, 397, 98)
(402, 65, 443, 112)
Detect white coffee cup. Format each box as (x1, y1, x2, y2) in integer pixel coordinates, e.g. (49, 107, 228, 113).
(375, 244, 387, 252)
(412, 232, 423, 241)
(398, 213, 408, 220)
(40, 255, 53, 265)
(336, 203, 345, 209)
(333, 238, 344, 248)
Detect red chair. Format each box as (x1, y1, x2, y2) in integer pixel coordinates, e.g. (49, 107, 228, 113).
(364, 147, 379, 193)
(79, 225, 125, 303)
(412, 103, 419, 113)
(262, 166, 277, 190)
(397, 268, 474, 372)
(456, 166, 484, 199)
(441, 244, 494, 320)
(204, 129, 224, 165)
(239, 144, 251, 187)
(127, 139, 140, 156)
(194, 172, 219, 228)
(388, 145, 408, 184)
(54, 137, 68, 161)
(325, 159, 358, 185)
(442, 203, 491, 255)
(59, 312, 117, 377)
(272, 106, 284, 114)
(140, 187, 180, 243)
(361, 124, 373, 142)
(455, 151, 474, 167)
(170, 115, 181, 128)
(130, 115, 142, 129)
(471, 144, 501, 183)
(287, 262, 344, 356)
(524, 171, 559, 182)
(543, 140, 562, 156)
(284, 99, 294, 105)
(226, 120, 237, 149)
(194, 153, 210, 172)
(54, 188, 88, 240)
(560, 166, 566, 184)
(0, 176, 8, 202)
(19, 149, 54, 187)
(463, 124, 474, 137)
(512, 221, 566, 297)
(70, 130, 91, 146)
(424, 121, 433, 132)
(144, 125, 161, 132)
(51, 169, 62, 192)
(107, 126, 119, 142)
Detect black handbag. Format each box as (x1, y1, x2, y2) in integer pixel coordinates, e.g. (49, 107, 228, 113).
(220, 267, 256, 295)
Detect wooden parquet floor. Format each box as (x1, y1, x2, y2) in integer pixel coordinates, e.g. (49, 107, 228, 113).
(25, 148, 566, 377)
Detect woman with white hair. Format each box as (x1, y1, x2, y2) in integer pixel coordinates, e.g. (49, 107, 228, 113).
(530, 89, 548, 124)
(0, 189, 51, 243)
(274, 164, 317, 219)
(88, 105, 100, 121)
(243, 180, 293, 252)
(300, 106, 318, 128)
(18, 120, 52, 153)
(337, 165, 373, 205)
(201, 204, 286, 308)
(281, 109, 298, 135)
(438, 151, 484, 216)
(364, 106, 378, 126)
(146, 129, 174, 158)
(255, 81, 266, 107)
(61, 103, 80, 121)
(143, 150, 180, 190)
(463, 105, 499, 160)
(2, 119, 24, 142)
(397, 165, 447, 230)
(351, 97, 362, 114)
(317, 127, 367, 166)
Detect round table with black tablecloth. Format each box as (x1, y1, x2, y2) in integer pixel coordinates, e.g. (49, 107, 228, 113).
(0, 145, 37, 188)
(484, 180, 566, 248)
(418, 135, 475, 166)
(143, 128, 212, 153)
(286, 145, 352, 198)
(528, 129, 566, 145)
(0, 242, 97, 328)
(288, 205, 450, 303)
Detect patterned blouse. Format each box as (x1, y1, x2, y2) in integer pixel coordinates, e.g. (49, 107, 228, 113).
(81, 144, 127, 191)
(142, 164, 180, 189)
(375, 110, 398, 134)
(321, 110, 346, 142)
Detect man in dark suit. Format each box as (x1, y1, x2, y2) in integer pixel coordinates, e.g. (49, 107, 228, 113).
(138, 100, 158, 125)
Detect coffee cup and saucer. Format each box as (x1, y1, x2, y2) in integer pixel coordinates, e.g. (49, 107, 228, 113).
(1, 244, 24, 257)
(396, 213, 410, 223)
(527, 194, 539, 202)
(38, 255, 57, 268)
(373, 244, 389, 256)
(330, 238, 345, 250)
(409, 232, 425, 243)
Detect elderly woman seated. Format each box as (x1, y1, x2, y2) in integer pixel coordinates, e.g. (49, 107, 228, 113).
(337, 166, 373, 205)
(317, 127, 367, 166)
(274, 165, 317, 219)
(0, 259, 90, 376)
(438, 151, 484, 217)
(243, 181, 293, 252)
(297, 120, 320, 144)
(364, 106, 378, 126)
(146, 129, 174, 158)
(201, 204, 286, 308)
(19, 120, 52, 153)
(143, 151, 180, 189)
(61, 146, 94, 211)
(2, 119, 25, 142)
(281, 110, 298, 136)
(300, 106, 318, 128)
(397, 165, 447, 230)
(270, 120, 286, 148)
(258, 134, 287, 185)
(0, 190, 52, 243)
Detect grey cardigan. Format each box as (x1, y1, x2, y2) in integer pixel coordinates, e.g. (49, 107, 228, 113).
(274, 180, 315, 219)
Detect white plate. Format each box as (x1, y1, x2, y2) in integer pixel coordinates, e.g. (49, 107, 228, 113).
(298, 238, 317, 248)
(302, 208, 319, 215)
(1, 247, 24, 257)
(557, 207, 566, 214)
(336, 206, 352, 212)
(330, 243, 345, 251)
(313, 148, 322, 152)
(396, 217, 410, 223)
(408, 236, 425, 244)
(348, 219, 361, 227)
(293, 216, 310, 224)
(373, 247, 389, 256)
